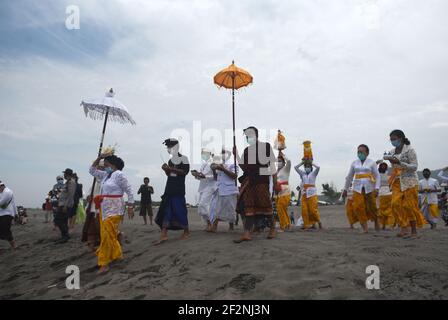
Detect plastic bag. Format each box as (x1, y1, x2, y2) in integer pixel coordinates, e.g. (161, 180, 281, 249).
(75, 199, 86, 224)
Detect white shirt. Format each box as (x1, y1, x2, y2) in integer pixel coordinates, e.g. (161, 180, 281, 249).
(197, 160, 217, 193)
(344, 158, 381, 194)
(0, 187, 18, 217)
(277, 157, 291, 196)
(418, 178, 440, 204)
(217, 161, 239, 196)
(89, 166, 134, 203)
(379, 173, 392, 196)
(294, 164, 320, 198)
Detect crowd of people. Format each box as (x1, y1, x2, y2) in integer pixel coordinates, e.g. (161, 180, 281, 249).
(1, 127, 447, 276)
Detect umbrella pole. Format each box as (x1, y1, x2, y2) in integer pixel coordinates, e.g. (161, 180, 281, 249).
(86, 107, 110, 213)
(232, 77, 237, 186)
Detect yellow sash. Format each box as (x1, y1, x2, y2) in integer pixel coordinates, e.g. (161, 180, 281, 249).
(355, 173, 376, 183)
(303, 184, 315, 190)
(388, 168, 402, 188)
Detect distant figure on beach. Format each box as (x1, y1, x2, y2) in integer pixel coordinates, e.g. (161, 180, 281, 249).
(53, 175, 64, 194)
(82, 159, 104, 251)
(69, 173, 83, 229)
(342, 144, 380, 234)
(0, 181, 17, 250)
(295, 160, 323, 230)
(154, 138, 190, 245)
(138, 177, 154, 225)
(192, 148, 216, 231)
(377, 162, 395, 230)
(209, 148, 238, 232)
(44, 191, 54, 223)
(418, 168, 440, 229)
(89, 154, 135, 275)
(54, 168, 76, 243)
(275, 151, 292, 231)
(386, 129, 425, 238)
(289, 211, 295, 225)
(233, 126, 278, 243)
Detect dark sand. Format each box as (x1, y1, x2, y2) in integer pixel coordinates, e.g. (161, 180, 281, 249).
(1, 206, 447, 300)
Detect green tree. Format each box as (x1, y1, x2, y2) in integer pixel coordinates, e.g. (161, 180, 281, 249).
(321, 182, 341, 203)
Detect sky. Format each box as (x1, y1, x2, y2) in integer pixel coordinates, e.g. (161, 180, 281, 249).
(1, 0, 448, 207)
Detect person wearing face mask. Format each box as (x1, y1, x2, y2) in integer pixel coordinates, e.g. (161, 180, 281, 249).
(89, 154, 135, 275)
(233, 126, 278, 243)
(275, 152, 292, 231)
(154, 138, 190, 245)
(192, 148, 216, 231)
(386, 129, 426, 238)
(295, 160, 322, 230)
(418, 168, 441, 229)
(342, 144, 380, 233)
(209, 148, 239, 232)
(376, 162, 395, 230)
(54, 168, 77, 243)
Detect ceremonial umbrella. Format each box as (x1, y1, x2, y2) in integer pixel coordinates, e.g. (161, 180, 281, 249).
(80, 89, 135, 218)
(213, 61, 253, 184)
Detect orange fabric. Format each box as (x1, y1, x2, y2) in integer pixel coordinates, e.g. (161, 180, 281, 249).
(391, 179, 426, 228)
(275, 194, 291, 230)
(303, 184, 315, 190)
(301, 194, 320, 228)
(355, 173, 376, 183)
(213, 62, 253, 89)
(96, 212, 123, 267)
(93, 194, 122, 210)
(388, 167, 402, 188)
(346, 198, 358, 226)
(352, 190, 377, 224)
(378, 195, 395, 227)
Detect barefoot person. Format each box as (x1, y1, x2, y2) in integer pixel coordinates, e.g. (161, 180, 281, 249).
(342, 145, 380, 233)
(209, 148, 238, 232)
(418, 168, 441, 229)
(89, 155, 134, 275)
(138, 177, 154, 225)
(275, 151, 292, 231)
(377, 162, 395, 230)
(234, 126, 278, 243)
(386, 129, 425, 238)
(0, 181, 17, 250)
(192, 148, 216, 231)
(154, 138, 190, 244)
(295, 161, 322, 230)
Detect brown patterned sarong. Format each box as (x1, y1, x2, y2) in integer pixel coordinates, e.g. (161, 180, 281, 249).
(238, 178, 272, 216)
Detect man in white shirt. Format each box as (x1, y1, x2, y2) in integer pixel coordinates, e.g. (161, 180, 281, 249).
(0, 181, 17, 250)
(419, 168, 441, 229)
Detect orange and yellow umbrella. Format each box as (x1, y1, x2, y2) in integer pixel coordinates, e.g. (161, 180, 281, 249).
(213, 61, 253, 183)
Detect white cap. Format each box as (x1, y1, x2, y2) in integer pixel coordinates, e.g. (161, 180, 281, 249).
(201, 148, 212, 154)
(0, 181, 4, 186)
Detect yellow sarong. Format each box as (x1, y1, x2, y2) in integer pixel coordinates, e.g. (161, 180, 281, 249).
(352, 190, 377, 224)
(378, 195, 395, 227)
(391, 179, 426, 228)
(346, 198, 358, 226)
(275, 194, 291, 230)
(97, 214, 123, 267)
(428, 204, 440, 218)
(301, 194, 320, 228)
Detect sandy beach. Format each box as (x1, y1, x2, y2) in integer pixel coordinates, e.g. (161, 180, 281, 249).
(1, 205, 447, 300)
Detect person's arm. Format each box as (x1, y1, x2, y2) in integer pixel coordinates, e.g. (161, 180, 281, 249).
(137, 186, 142, 195)
(0, 190, 13, 207)
(116, 173, 134, 204)
(220, 164, 238, 180)
(89, 165, 107, 180)
(433, 180, 441, 193)
(312, 163, 320, 175)
(343, 162, 355, 191)
(399, 148, 418, 171)
(438, 170, 448, 182)
(418, 181, 424, 193)
(371, 162, 381, 191)
(149, 186, 154, 194)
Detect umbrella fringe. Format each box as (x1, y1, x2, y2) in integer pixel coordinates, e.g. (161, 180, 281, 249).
(81, 103, 136, 125)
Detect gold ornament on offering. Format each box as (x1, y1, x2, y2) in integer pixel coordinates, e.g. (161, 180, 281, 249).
(101, 143, 118, 157)
(302, 140, 313, 164)
(274, 129, 286, 151)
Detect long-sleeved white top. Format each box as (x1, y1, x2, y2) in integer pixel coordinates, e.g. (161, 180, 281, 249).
(0, 187, 18, 217)
(197, 160, 217, 193)
(418, 178, 440, 204)
(216, 161, 239, 196)
(438, 170, 448, 182)
(294, 163, 320, 198)
(89, 166, 134, 203)
(277, 156, 291, 196)
(344, 158, 381, 194)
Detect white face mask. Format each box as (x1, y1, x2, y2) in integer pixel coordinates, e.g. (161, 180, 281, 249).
(201, 153, 210, 161)
(246, 136, 257, 146)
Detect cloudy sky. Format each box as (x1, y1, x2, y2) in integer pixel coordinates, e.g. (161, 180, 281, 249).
(1, 0, 447, 207)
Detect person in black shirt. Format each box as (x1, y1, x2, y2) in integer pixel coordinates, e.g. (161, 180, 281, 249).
(138, 177, 154, 225)
(154, 138, 190, 245)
